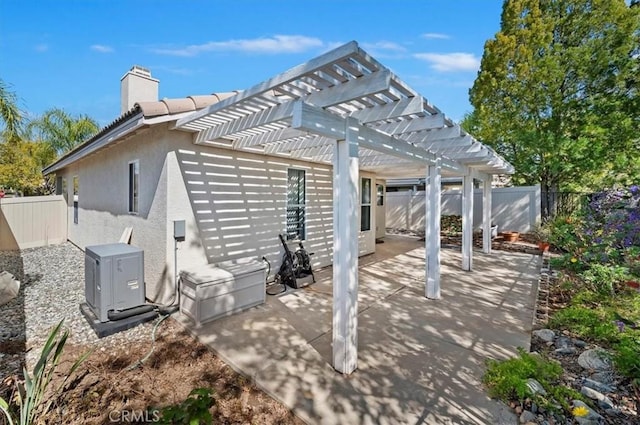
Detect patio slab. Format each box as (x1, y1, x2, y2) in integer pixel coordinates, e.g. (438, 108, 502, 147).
(174, 235, 540, 424)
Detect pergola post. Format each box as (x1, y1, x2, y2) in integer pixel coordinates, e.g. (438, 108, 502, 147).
(425, 159, 441, 299)
(332, 117, 359, 375)
(462, 175, 474, 271)
(482, 178, 492, 254)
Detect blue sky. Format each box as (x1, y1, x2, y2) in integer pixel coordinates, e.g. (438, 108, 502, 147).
(1, 1, 505, 127)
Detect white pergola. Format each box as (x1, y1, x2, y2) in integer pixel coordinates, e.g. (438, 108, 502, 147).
(175, 41, 514, 374)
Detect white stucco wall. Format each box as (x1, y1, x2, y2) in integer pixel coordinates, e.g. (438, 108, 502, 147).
(58, 124, 172, 302)
(58, 123, 379, 300)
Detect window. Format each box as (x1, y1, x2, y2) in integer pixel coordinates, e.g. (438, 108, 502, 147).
(128, 160, 139, 214)
(55, 176, 67, 201)
(286, 168, 306, 240)
(73, 176, 79, 224)
(55, 176, 63, 195)
(361, 178, 371, 231)
(376, 184, 384, 206)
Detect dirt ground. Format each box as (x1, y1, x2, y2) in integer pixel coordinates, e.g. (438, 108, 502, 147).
(1, 319, 303, 425)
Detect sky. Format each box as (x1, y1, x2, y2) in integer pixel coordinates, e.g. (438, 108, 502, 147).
(0, 1, 505, 128)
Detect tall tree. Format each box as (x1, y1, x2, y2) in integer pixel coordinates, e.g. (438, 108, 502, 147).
(27, 108, 99, 155)
(468, 0, 640, 209)
(0, 79, 23, 142)
(0, 83, 99, 194)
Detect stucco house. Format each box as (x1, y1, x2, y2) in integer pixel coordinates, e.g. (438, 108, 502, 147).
(44, 42, 513, 374)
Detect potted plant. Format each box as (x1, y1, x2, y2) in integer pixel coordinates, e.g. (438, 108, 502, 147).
(502, 231, 520, 243)
(532, 222, 551, 252)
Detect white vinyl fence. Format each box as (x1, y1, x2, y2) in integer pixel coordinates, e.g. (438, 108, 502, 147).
(0, 195, 68, 250)
(386, 185, 541, 233)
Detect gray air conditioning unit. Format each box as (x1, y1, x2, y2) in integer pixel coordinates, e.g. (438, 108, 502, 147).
(85, 243, 145, 322)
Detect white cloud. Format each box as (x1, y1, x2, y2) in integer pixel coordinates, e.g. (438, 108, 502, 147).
(34, 43, 48, 52)
(151, 35, 324, 56)
(91, 44, 114, 53)
(421, 33, 451, 40)
(361, 41, 406, 52)
(360, 41, 408, 58)
(414, 52, 480, 72)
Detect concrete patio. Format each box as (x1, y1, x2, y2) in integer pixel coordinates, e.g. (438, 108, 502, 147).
(174, 234, 541, 424)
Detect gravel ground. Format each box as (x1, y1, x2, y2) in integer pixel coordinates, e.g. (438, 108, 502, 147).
(0, 243, 157, 382)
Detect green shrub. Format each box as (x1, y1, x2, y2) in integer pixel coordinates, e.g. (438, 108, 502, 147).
(580, 264, 631, 295)
(613, 336, 640, 379)
(547, 215, 582, 254)
(440, 215, 462, 235)
(157, 388, 215, 425)
(549, 305, 619, 344)
(541, 385, 587, 413)
(483, 348, 562, 402)
(0, 320, 90, 425)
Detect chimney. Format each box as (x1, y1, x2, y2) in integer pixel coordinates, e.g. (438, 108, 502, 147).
(120, 65, 159, 114)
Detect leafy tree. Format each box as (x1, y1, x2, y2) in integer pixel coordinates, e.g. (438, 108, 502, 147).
(0, 141, 52, 195)
(0, 82, 98, 194)
(467, 0, 640, 211)
(0, 79, 23, 143)
(27, 108, 99, 155)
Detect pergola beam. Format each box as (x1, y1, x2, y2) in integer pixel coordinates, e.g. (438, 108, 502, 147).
(306, 70, 392, 108)
(176, 41, 361, 130)
(195, 101, 298, 144)
(292, 102, 436, 165)
(232, 127, 308, 149)
(370, 112, 445, 134)
(350, 96, 424, 124)
(263, 135, 332, 154)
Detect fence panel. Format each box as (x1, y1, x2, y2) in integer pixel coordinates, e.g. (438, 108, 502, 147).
(386, 185, 540, 233)
(0, 195, 67, 250)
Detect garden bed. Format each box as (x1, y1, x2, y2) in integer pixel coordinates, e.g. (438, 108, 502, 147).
(483, 186, 640, 424)
(0, 244, 302, 424)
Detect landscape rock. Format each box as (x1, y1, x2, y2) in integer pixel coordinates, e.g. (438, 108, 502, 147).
(554, 347, 576, 355)
(604, 407, 621, 416)
(0, 271, 20, 306)
(526, 378, 547, 396)
(580, 386, 615, 409)
(581, 377, 614, 393)
(533, 329, 556, 342)
(573, 339, 587, 348)
(519, 410, 537, 423)
(572, 400, 603, 425)
(589, 371, 617, 386)
(555, 336, 572, 349)
(578, 349, 612, 371)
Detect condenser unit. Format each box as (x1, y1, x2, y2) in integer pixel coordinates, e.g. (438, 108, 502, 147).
(84, 243, 145, 322)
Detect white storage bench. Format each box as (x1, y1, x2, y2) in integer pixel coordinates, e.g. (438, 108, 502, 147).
(179, 259, 266, 327)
